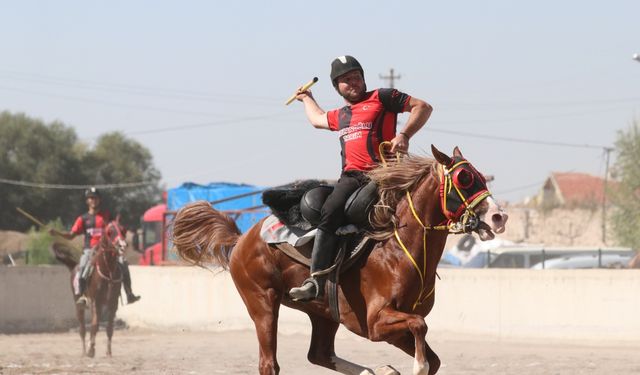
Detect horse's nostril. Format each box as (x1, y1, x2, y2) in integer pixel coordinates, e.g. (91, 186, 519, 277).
(492, 213, 503, 223)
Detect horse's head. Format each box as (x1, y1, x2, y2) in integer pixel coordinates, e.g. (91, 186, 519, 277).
(431, 145, 508, 240)
(103, 219, 127, 254)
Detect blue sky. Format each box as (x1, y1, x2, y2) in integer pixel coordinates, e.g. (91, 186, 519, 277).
(1, 1, 638, 203)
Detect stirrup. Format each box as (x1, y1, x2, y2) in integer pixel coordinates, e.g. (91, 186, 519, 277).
(76, 295, 89, 308)
(289, 278, 319, 302)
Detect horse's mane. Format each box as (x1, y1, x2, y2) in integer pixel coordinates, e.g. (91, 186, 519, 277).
(366, 154, 439, 240)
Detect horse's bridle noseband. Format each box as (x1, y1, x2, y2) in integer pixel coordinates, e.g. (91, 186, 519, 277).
(440, 158, 492, 233)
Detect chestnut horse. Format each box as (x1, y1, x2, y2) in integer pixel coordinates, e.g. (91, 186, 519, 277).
(53, 220, 126, 357)
(172, 145, 508, 375)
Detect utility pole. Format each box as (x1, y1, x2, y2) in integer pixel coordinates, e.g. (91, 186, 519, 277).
(601, 146, 614, 244)
(379, 68, 401, 89)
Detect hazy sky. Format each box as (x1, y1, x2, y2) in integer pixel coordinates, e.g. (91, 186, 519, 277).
(1, 1, 638, 203)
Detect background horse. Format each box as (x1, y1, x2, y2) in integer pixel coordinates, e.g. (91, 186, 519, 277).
(172, 145, 508, 375)
(53, 220, 126, 357)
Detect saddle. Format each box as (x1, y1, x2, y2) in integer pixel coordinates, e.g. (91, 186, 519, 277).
(262, 179, 379, 321)
(262, 179, 379, 233)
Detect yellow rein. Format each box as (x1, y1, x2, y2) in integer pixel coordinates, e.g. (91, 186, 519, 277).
(378, 142, 447, 310)
(394, 190, 451, 311)
(378, 142, 491, 311)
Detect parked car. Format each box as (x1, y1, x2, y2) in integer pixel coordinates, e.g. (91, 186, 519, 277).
(464, 246, 635, 269)
(530, 253, 633, 269)
(462, 251, 498, 268)
(438, 252, 462, 268)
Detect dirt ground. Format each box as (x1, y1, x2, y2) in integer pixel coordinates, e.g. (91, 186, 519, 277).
(1, 329, 638, 375)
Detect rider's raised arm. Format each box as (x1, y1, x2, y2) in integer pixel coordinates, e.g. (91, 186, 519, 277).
(49, 228, 78, 240)
(399, 96, 432, 140)
(51, 215, 85, 240)
(379, 88, 433, 153)
(296, 90, 330, 130)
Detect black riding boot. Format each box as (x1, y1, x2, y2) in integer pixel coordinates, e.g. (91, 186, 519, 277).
(75, 275, 88, 308)
(121, 261, 141, 304)
(289, 229, 339, 301)
(78, 276, 86, 296)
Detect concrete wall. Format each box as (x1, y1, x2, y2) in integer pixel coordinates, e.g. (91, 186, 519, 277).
(428, 269, 640, 342)
(3, 266, 640, 342)
(0, 266, 76, 333)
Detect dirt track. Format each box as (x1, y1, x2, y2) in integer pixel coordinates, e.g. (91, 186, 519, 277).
(1, 329, 639, 374)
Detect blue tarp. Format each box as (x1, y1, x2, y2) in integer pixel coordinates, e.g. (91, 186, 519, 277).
(167, 182, 269, 233)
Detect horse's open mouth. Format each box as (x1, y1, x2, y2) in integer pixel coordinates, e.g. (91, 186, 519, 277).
(476, 221, 495, 241)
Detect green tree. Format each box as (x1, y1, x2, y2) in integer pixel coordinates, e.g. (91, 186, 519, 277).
(0, 111, 163, 232)
(610, 121, 640, 249)
(25, 226, 56, 265)
(25, 218, 69, 265)
(83, 132, 162, 228)
(0, 112, 85, 229)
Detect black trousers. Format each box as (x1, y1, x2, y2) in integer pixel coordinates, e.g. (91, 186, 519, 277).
(317, 170, 369, 234)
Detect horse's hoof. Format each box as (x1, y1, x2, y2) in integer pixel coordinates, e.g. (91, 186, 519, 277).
(87, 348, 95, 358)
(374, 365, 400, 375)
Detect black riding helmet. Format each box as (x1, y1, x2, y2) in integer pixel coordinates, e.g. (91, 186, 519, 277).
(85, 187, 101, 198)
(330, 55, 364, 88)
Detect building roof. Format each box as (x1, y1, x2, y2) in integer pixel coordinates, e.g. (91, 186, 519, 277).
(551, 172, 605, 205)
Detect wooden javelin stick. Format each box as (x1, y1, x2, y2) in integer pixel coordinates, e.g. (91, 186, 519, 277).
(16, 207, 47, 228)
(17, 206, 81, 252)
(285, 77, 318, 105)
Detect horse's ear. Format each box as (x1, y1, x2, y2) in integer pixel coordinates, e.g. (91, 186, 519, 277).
(453, 146, 464, 158)
(431, 144, 452, 166)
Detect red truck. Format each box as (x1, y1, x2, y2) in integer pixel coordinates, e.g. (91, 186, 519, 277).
(134, 183, 269, 266)
(136, 203, 168, 266)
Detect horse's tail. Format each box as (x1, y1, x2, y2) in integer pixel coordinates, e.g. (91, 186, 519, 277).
(50, 242, 78, 271)
(172, 201, 241, 269)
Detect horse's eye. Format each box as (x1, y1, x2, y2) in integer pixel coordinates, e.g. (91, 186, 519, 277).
(454, 169, 474, 189)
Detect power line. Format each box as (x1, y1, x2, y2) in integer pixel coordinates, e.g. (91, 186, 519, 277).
(493, 180, 546, 195)
(103, 112, 295, 139)
(0, 85, 228, 117)
(0, 69, 281, 103)
(4, 69, 638, 110)
(427, 127, 610, 150)
(438, 97, 640, 109)
(0, 178, 154, 190)
(435, 106, 632, 124)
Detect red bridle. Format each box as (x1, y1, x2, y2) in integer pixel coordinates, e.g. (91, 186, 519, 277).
(439, 158, 492, 229)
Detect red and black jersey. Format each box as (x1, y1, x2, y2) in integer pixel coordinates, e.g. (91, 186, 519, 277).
(71, 210, 111, 248)
(327, 88, 410, 172)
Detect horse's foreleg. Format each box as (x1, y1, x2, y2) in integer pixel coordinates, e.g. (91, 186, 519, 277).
(87, 303, 100, 358)
(388, 331, 440, 375)
(105, 304, 117, 357)
(307, 315, 375, 375)
(368, 307, 438, 375)
(76, 305, 86, 357)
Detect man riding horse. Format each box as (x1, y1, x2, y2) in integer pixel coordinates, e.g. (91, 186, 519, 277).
(50, 187, 141, 306)
(289, 55, 433, 301)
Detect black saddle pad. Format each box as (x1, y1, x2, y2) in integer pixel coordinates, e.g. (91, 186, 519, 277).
(262, 180, 325, 230)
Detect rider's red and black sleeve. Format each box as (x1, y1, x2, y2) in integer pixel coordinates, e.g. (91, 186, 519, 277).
(327, 110, 340, 131)
(378, 88, 411, 113)
(70, 216, 85, 235)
